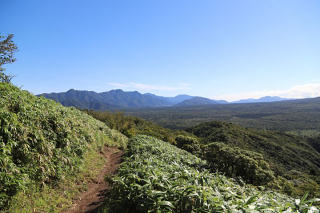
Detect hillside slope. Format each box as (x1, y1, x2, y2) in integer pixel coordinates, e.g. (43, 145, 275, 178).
(186, 121, 320, 196)
(85, 109, 320, 196)
(104, 135, 319, 212)
(0, 83, 127, 211)
(84, 110, 193, 144)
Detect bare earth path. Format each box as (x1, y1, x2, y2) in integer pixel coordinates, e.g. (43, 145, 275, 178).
(64, 147, 123, 213)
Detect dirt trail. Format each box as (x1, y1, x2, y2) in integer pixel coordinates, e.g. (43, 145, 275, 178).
(64, 146, 123, 213)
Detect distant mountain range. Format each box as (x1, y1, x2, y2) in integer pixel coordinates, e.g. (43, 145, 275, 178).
(39, 89, 292, 110)
(39, 89, 194, 110)
(232, 96, 290, 104)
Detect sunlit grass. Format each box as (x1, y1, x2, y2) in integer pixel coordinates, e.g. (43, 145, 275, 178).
(106, 135, 319, 212)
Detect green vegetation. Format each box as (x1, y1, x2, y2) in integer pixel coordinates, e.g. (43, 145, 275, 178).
(185, 121, 320, 197)
(6, 136, 123, 213)
(203, 142, 275, 186)
(0, 83, 127, 211)
(127, 98, 320, 132)
(175, 135, 201, 154)
(85, 110, 190, 144)
(4, 24, 320, 213)
(87, 109, 320, 198)
(308, 136, 320, 153)
(2, 80, 319, 211)
(106, 135, 319, 212)
(0, 34, 17, 83)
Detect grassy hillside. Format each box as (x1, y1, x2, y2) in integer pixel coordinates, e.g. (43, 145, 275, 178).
(0, 83, 127, 211)
(104, 135, 319, 212)
(127, 98, 320, 132)
(186, 121, 320, 197)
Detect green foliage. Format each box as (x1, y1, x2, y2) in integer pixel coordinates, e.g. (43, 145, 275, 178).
(185, 121, 320, 197)
(0, 83, 127, 210)
(283, 170, 320, 198)
(308, 136, 320, 154)
(175, 135, 201, 154)
(89, 109, 320, 198)
(105, 135, 319, 212)
(0, 34, 17, 83)
(128, 98, 320, 132)
(204, 142, 275, 185)
(85, 110, 189, 143)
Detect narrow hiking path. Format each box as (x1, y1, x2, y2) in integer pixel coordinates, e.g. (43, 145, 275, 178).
(63, 146, 123, 213)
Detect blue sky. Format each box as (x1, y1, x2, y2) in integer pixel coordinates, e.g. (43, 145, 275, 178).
(2, 0, 320, 101)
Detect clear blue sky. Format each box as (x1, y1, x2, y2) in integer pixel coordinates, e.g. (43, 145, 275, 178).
(2, 0, 320, 101)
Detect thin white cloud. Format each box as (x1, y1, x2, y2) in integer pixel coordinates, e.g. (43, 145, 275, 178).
(214, 83, 320, 101)
(108, 82, 191, 93)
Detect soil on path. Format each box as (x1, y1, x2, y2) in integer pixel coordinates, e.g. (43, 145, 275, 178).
(64, 146, 123, 213)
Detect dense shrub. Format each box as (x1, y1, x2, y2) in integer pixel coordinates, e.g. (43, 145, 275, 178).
(186, 121, 320, 197)
(203, 142, 275, 185)
(0, 83, 127, 209)
(175, 135, 201, 154)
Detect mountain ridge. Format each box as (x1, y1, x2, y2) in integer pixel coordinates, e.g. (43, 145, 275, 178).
(39, 89, 294, 110)
(39, 89, 198, 110)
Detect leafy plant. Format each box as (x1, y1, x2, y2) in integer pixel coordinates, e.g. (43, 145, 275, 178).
(106, 135, 319, 212)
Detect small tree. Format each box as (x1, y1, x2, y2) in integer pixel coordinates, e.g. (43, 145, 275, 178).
(0, 34, 18, 83)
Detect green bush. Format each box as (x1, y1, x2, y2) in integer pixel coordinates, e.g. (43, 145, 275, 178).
(175, 135, 201, 154)
(204, 142, 275, 185)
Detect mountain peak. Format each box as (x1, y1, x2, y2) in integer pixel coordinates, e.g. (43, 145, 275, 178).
(176, 97, 225, 106)
(109, 89, 124, 93)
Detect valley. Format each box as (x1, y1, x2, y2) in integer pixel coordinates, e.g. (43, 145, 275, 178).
(127, 98, 320, 134)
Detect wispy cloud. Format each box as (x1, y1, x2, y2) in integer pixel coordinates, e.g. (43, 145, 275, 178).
(108, 82, 191, 93)
(214, 83, 320, 101)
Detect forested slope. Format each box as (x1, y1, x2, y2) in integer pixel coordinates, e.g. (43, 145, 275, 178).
(128, 98, 320, 132)
(186, 121, 320, 197)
